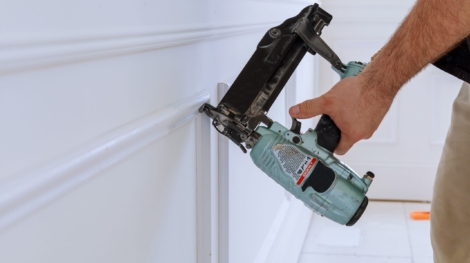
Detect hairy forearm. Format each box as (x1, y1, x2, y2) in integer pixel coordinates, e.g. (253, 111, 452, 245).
(362, 0, 470, 99)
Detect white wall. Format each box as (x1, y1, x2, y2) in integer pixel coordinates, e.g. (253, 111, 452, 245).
(0, 1, 315, 262)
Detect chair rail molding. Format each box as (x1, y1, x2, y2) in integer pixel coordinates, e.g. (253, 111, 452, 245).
(0, 92, 210, 233)
(0, 21, 279, 75)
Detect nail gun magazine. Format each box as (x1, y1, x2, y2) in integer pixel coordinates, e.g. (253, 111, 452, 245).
(200, 4, 375, 226)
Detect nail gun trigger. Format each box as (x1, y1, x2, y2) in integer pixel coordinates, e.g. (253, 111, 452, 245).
(290, 118, 302, 134)
(224, 130, 247, 153)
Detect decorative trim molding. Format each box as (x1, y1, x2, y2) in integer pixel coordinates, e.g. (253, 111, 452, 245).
(217, 83, 230, 263)
(253, 199, 291, 263)
(196, 113, 213, 263)
(256, 199, 313, 263)
(0, 21, 278, 75)
(0, 92, 210, 233)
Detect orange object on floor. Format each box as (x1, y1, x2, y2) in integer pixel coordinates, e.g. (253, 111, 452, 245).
(410, 211, 430, 220)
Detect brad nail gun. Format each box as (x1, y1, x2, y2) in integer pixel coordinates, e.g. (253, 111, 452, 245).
(200, 4, 374, 226)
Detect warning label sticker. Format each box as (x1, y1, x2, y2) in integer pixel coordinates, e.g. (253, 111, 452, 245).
(273, 144, 317, 185)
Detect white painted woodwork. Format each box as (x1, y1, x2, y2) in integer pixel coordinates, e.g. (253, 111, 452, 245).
(217, 44, 318, 263)
(0, 92, 209, 232)
(217, 83, 230, 263)
(320, 0, 462, 201)
(0, 1, 316, 263)
(0, 123, 200, 263)
(196, 113, 213, 263)
(265, 199, 312, 263)
(219, 73, 314, 263)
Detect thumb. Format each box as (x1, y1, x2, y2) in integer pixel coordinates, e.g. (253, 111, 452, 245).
(289, 97, 325, 119)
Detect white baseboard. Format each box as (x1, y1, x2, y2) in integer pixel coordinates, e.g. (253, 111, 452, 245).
(254, 198, 313, 263)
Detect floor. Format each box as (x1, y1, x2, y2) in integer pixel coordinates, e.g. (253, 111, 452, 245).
(298, 201, 433, 263)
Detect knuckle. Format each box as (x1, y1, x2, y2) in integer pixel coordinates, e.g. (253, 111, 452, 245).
(364, 132, 374, 139)
(350, 128, 368, 142)
(320, 95, 332, 108)
(349, 130, 362, 142)
(363, 125, 377, 139)
(335, 145, 349, 155)
(300, 100, 314, 115)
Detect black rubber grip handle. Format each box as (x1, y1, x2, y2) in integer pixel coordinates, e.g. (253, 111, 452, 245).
(314, 114, 341, 153)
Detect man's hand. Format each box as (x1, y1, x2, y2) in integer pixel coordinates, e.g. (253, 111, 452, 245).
(288, 0, 470, 155)
(289, 74, 394, 155)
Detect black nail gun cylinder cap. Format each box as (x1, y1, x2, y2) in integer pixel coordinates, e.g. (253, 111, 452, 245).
(346, 196, 369, 226)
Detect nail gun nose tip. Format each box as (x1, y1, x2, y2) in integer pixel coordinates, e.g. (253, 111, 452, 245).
(366, 171, 375, 178)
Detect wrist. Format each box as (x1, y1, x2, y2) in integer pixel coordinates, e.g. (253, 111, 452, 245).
(357, 67, 399, 105)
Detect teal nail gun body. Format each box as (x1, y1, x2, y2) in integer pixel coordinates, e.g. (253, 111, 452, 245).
(200, 4, 374, 225)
